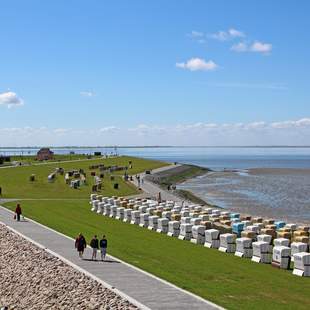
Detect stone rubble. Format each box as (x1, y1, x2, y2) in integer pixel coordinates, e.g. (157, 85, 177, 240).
(0, 224, 138, 310)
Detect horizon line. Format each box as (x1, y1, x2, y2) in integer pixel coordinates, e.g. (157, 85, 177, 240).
(1, 145, 310, 149)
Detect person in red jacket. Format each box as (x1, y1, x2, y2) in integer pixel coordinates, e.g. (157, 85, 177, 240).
(75, 233, 87, 259)
(15, 204, 22, 221)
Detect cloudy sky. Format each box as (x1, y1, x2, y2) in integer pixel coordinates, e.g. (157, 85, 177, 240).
(1, 1, 310, 146)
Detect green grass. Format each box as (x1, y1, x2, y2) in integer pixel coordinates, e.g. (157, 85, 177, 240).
(1, 156, 309, 309)
(2, 153, 94, 166)
(4, 199, 310, 310)
(0, 156, 167, 199)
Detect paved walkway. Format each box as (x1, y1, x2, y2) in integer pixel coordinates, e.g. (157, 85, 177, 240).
(129, 164, 192, 204)
(0, 206, 222, 310)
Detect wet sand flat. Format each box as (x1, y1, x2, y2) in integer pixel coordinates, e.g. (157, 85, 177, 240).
(249, 167, 310, 176)
(179, 168, 310, 224)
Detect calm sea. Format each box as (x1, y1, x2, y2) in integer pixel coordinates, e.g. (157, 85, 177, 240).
(2, 146, 310, 169)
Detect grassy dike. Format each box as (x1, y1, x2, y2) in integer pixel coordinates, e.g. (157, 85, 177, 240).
(145, 164, 209, 186)
(1, 153, 94, 167)
(0, 156, 166, 199)
(144, 164, 215, 206)
(1, 157, 310, 309)
(3, 199, 310, 310)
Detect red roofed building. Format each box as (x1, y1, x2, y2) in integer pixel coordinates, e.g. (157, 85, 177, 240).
(37, 148, 54, 161)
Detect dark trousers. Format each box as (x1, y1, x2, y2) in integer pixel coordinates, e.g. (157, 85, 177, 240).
(16, 213, 21, 221)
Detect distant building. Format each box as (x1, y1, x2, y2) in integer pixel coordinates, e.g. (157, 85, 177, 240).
(0, 156, 11, 165)
(36, 148, 54, 161)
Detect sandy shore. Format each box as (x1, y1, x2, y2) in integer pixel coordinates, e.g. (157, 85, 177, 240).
(0, 224, 137, 310)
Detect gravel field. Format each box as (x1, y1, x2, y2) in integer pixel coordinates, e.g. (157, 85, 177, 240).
(0, 224, 138, 310)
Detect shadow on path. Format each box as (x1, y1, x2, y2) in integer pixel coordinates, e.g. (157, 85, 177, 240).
(82, 258, 120, 264)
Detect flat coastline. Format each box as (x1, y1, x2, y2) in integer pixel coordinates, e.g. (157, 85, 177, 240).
(151, 164, 310, 225)
(249, 167, 310, 175)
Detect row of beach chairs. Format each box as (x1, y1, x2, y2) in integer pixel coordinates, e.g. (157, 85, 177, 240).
(90, 195, 310, 277)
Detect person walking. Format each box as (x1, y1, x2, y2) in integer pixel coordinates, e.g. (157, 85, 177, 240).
(90, 235, 99, 260)
(157, 192, 162, 203)
(75, 233, 87, 259)
(15, 204, 22, 221)
(99, 235, 108, 261)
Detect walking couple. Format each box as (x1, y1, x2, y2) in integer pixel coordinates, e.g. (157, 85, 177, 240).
(75, 233, 108, 261)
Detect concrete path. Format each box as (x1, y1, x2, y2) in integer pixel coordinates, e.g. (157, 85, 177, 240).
(129, 164, 192, 204)
(0, 206, 222, 310)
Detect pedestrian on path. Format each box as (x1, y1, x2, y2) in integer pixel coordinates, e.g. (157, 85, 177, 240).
(99, 235, 108, 261)
(90, 235, 99, 260)
(157, 192, 162, 203)
(75, 233, 87, 259)
(15, 204, 22, 221)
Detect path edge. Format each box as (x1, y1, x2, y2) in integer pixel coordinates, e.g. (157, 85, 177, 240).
(0, 219, 151, 310)
(0, 206, 225, 310)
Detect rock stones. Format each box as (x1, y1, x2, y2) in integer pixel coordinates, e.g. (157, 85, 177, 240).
(0, 224, 137, 310)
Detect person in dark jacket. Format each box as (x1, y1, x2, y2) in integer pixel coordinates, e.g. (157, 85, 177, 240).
(90, 235, 99, 260)
(75, 233, 87, 258)
(15, 204, 22, 221)
(99, 235, 108, 261)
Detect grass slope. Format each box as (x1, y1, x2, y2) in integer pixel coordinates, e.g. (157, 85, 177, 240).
(2, 157, 309, 309)
(4, 199, 310, 310)
(1, 154, 96, 167)
(0, 156, 167, 199)
(146, 164, 208, 188)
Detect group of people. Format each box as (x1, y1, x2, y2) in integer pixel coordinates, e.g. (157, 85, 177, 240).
(135, 174, 144, 188)
(75, 233, 108, 261)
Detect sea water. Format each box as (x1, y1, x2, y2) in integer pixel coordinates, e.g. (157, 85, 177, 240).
(2, 146, 310, 169)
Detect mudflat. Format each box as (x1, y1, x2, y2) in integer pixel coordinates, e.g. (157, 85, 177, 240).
(249, 167, 310, 176)
(180, 168, 310, 224)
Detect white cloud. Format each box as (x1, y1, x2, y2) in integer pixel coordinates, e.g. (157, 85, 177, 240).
(296, 118, 310, 127)
(99, 126, 120, 133)
(231, 41, 272, 54)
(209, 27, 272, 55)
(80, 91, 95, 97)
(129, 124, 167, 136)
(231, 42, 248, 52)
(211, 28, 245, 41)
(187, 31, 206, 44)
(0, 91, 24, 108)
(245, 121, 267, 130)
(176, 58, 218, 71)
(2, 118, 310, 146)
(271, 118, 310, 129)
(53, 128, 72, 135)
(188, 31, 204, 38)
(211, 30, 228, 41)
(228, 28, 245, 38)
(250, 41, 272, 53)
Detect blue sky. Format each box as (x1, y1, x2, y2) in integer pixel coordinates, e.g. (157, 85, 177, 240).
(1, 0, 310, 146)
